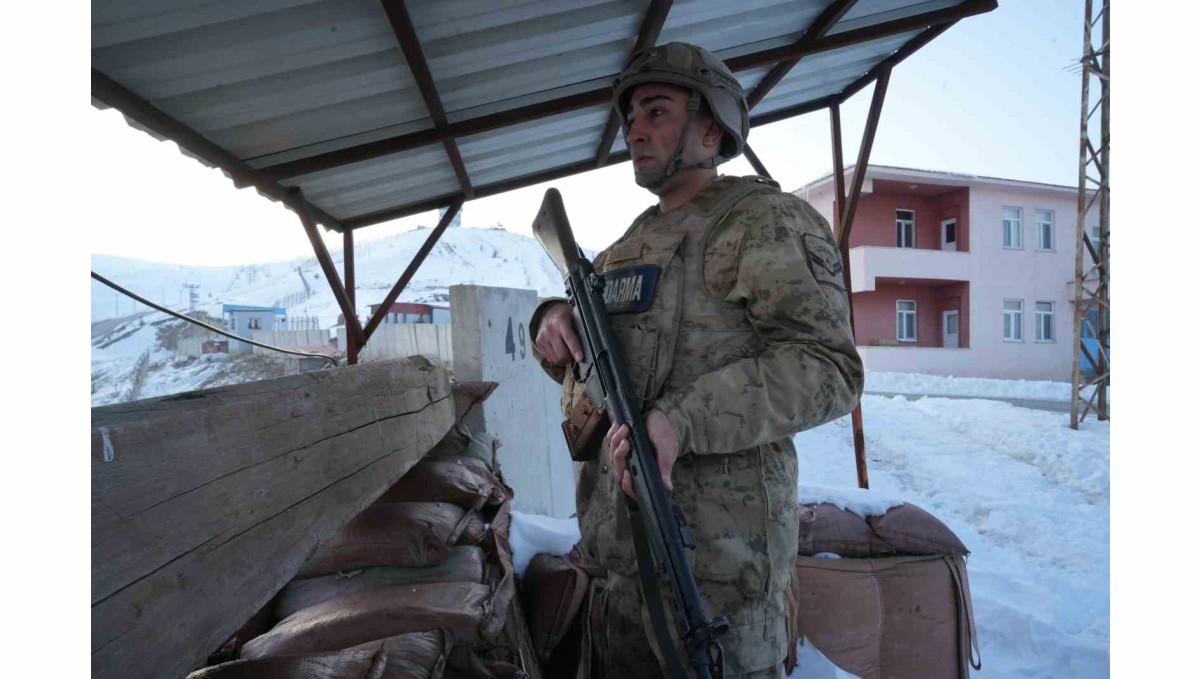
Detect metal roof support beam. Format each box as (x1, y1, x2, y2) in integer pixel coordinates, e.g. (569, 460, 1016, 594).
(742, 144, 772, 179)
(594, 0, 674, 167)
(344, 230, 359, 364)
(261, 0, 995, 183)
(839, 63, 891, 248)
(828, 100, 868, 490)
(745, 0, 858, 110)
(361, 198, 464, 343)
(90, 70, 344, 231)
(838, 22, 955, 106)
(728, 0, 995, 72)
(293, 188, 365, 346)
(383, 0, 475, 199)
(344, 150, 631, 230)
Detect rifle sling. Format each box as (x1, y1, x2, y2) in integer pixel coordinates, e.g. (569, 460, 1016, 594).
(627, 502, 696, 679)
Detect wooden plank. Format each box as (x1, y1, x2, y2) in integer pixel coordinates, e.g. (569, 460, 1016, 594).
(91, 357, 454, 679)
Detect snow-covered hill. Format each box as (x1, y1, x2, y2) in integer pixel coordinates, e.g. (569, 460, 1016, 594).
(91, 225, 577, 405)
(91, 225, 571, 326)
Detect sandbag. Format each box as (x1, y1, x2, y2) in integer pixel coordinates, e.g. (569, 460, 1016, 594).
(378, 456, 511, 509)
(451, 381, 499, 422)
(796, 503, 894, 557)
(456, 510, 488, 546)
(868, 503, 969, 556)
(784, 554, 980, 679)
(347, 631, 452, 679)
(192, 631, 448, 679)
(275, 547, 488, 623)
(241, 583, 496, 660)
(520, 552, 590, 662)
(297, 502, 467, 578)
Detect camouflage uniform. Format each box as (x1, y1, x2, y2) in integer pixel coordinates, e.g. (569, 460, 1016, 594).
(530, 174, 863, 676)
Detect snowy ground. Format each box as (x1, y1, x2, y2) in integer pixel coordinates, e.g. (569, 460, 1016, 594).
(510, 380, 1110, 678)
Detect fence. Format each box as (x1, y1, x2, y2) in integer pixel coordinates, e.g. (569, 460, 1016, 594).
(336, 323, 453, 364)
(249, 329, 332, 354)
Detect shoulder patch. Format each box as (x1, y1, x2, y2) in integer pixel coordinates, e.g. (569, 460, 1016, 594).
(801, 234, 846, 291)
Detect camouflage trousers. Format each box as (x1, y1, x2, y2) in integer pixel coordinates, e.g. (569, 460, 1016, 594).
(595, 571, 786, 679)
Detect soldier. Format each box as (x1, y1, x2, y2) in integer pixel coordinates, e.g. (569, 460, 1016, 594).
(530, 42, 863, 678)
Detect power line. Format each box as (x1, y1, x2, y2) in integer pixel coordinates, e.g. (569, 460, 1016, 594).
(91, 271, 339, 368)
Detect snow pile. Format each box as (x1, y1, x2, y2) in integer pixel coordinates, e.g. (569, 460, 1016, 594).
(796, 483, 904, 519)
(865, 371, 1096, 403)
(506, 392, 1109, 678)
(509, 510, 581, 578)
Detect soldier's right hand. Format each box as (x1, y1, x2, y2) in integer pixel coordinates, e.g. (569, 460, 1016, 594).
(535, 302, 584, 366)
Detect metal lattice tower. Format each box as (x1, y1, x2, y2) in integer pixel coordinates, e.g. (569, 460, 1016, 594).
(1069, 0, 1110, 428)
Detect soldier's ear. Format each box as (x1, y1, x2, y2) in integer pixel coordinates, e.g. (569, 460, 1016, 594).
(701, 118, 723, 151)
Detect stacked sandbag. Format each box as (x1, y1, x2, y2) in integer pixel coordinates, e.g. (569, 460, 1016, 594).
(190, 381, 539, 679)
(784, 502, 982, 679)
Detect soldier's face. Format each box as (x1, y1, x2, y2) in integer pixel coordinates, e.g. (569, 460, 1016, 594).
(625, 83, 706, 190)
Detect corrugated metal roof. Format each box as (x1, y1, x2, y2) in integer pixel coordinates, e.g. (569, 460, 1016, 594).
(91, 0, 997, 231)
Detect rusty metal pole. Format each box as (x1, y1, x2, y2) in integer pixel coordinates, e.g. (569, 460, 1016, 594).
(293, 188, 365, 350)
(743, 144, 773, 179)
(344, 229, 358, 365)
(362, 199, 465, 343)
(830, 103, 868, 489)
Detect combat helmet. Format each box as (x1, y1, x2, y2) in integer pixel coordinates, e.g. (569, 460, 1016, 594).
(613, 42, 749, 163)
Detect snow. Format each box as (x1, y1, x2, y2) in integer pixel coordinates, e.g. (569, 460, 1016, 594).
(509, 510, 582, 578)
(503, 392, 1110, 678)
(865, 371, 1098, 403)
(796, 483, 904, 519)
(92, 226, 574, 404)
(91, 230, 1110, 676)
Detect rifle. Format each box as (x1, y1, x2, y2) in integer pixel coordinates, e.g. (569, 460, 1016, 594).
(532, 188, 730, 679)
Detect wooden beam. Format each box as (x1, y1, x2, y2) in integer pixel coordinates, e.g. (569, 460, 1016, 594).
(91, 357, 455, 679)
(260, 0, 996, 182)
(594, 0, 674, 167)
(362, 198, 465, 342)
(294, 190, 365, 345)
(382, 0, 475, 198)
(91, 69, 344, 231)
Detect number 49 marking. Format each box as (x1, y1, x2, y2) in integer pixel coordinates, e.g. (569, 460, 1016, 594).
(505, 317, 526, 361)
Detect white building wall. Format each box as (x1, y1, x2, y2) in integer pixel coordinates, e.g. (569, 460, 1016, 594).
(966, 184, 1094, 381)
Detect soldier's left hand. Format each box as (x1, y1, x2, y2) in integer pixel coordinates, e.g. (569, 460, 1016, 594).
(608, 409, 678, 500)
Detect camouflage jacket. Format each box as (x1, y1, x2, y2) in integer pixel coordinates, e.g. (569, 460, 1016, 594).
(529, 175, 863, 672)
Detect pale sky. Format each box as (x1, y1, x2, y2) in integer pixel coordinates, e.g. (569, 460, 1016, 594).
(87, 1, 1087, 266)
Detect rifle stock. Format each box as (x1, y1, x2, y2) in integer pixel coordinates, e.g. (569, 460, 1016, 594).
(532, 188, 729, 679)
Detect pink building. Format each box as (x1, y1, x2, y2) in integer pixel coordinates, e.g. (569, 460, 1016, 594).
(797, 165, 1099, 381)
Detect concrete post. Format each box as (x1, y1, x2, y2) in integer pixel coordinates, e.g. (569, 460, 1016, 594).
(450, 285, 576, 518)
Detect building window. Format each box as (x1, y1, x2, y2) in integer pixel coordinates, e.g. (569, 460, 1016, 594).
(248, 317, 261, 330)
(896, 209, 915, 248)
(1036, 301, 1054, 342)
(897, 300, 917, 342)
(1003, 299, 1023, 341)
(1003, 207, 1023, 249)
(1034, 210, 1054, 250)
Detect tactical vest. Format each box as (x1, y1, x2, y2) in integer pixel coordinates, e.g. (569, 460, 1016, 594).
(574, 176, 800, 605)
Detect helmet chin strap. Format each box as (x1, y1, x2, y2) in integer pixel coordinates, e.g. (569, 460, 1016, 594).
(643, 91, 719, 192)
